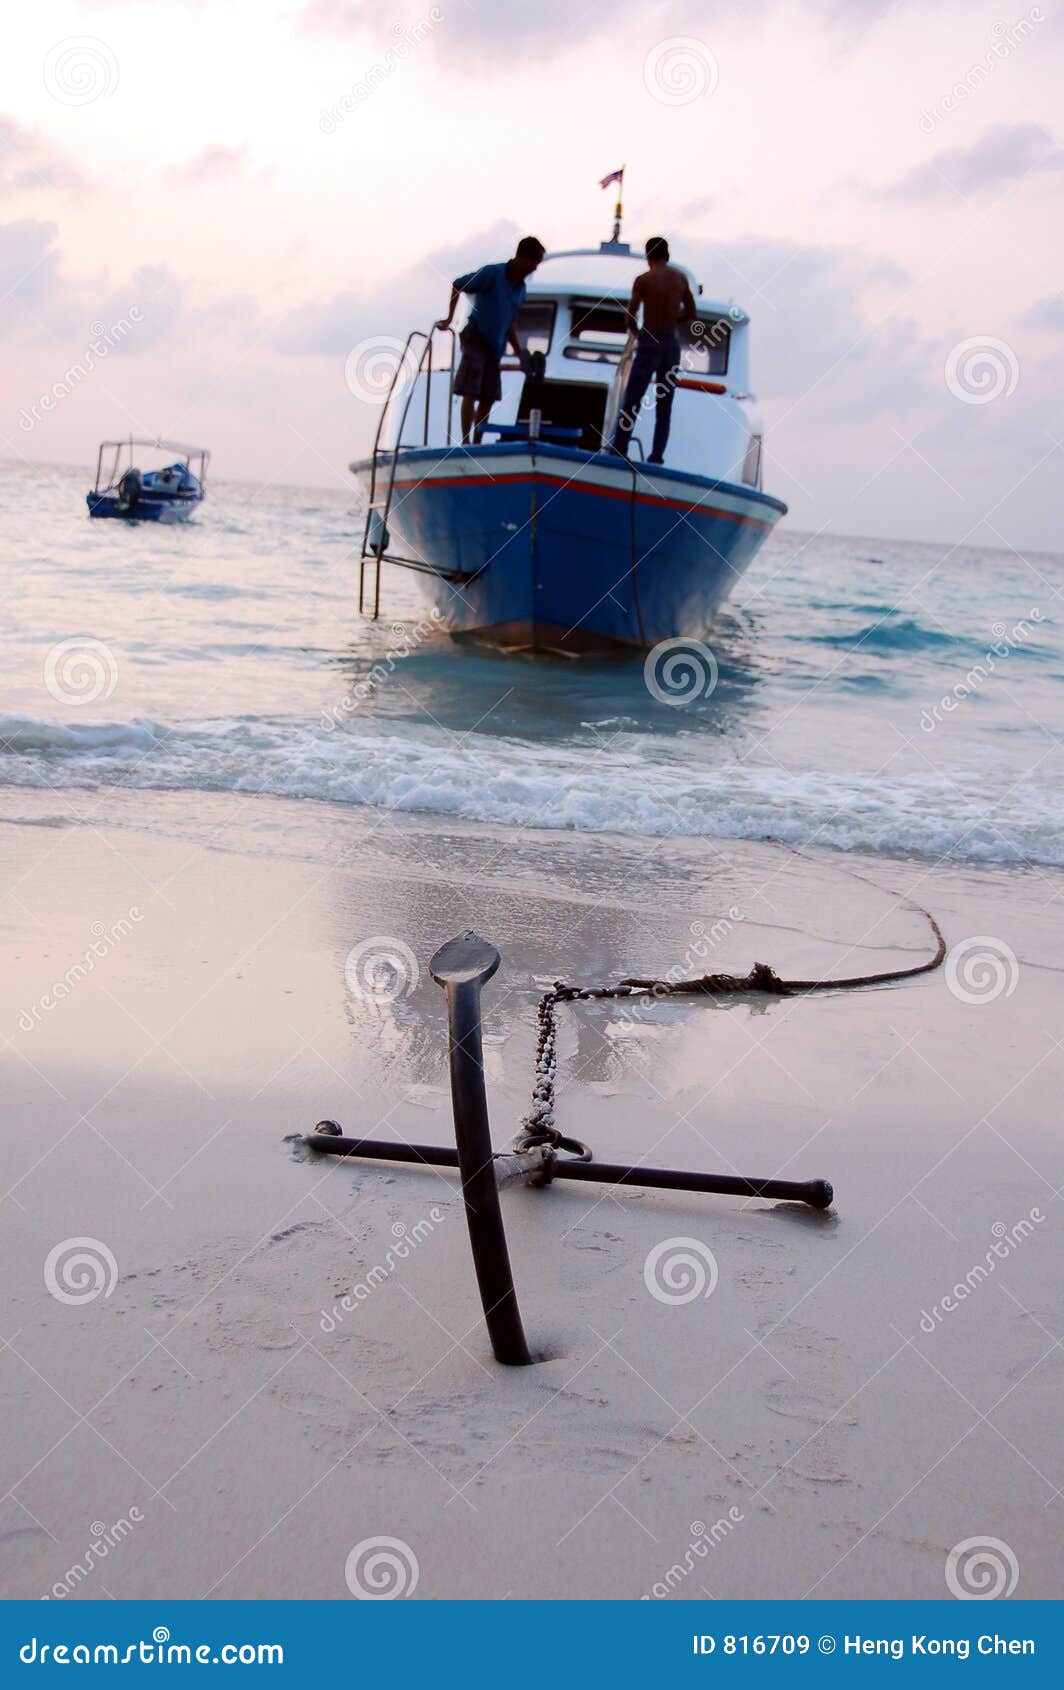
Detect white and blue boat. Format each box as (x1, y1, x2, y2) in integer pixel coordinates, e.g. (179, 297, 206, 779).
(351, 239, 786, 653)
(87, 438, 208, 522)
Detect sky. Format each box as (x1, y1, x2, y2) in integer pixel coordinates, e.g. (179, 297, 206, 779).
(2, 0, 1062, 548)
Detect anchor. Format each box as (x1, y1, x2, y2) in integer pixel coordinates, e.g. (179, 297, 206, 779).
(306, 931, 834, 1367)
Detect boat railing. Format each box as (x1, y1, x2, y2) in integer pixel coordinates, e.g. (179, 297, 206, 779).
(359, 325, 457, 619)
(356, 326, 652, 629)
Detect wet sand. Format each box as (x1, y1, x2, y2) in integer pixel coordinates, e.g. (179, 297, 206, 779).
(1, 789, 1061, 1600)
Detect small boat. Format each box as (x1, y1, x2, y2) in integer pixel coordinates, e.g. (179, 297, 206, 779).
(350, 236, 786, 653)
(86, 438, 208, 522)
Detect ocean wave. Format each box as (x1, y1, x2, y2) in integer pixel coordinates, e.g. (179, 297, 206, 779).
(1, 711, 1060, 866)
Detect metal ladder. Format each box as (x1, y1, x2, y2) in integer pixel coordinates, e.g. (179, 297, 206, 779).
(358, 325, 456, 619)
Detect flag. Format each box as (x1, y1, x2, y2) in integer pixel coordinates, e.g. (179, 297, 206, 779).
(599, 168, 624, 189)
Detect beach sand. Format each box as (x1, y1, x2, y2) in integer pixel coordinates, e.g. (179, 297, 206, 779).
(1, 788, 1061, 1601)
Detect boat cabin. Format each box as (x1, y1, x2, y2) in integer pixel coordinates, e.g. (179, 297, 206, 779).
(379, 242, 764, 490)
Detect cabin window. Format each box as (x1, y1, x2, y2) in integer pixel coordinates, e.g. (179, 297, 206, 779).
(681, 317, 731, 376)
(515, 301, 556, 355)
(742, 434, 762, 488)
(564, 345, 623, 364)
(569, 301, 629, 346)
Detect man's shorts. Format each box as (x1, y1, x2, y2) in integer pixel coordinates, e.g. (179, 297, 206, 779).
(454, 325, 502, 403)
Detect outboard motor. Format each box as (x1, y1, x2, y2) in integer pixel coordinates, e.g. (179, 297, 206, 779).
(117, 467, 142, 514)
(525, 349, 547, 404)
(524, 350, 548, 440)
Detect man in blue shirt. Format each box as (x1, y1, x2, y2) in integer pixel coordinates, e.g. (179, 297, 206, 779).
(436, 236, 545, 443)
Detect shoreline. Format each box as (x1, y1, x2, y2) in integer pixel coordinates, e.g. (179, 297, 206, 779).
(2, 788, 1061, 1600)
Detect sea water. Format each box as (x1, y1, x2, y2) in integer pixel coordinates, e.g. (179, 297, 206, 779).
(2, 460, 1061, 866)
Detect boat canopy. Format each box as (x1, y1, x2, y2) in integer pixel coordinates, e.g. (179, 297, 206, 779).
(92, 436, 210, 494)
(95, 436, 209, 461)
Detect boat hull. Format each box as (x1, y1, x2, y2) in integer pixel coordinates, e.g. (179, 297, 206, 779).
(353, 444, 786, 651)
(86, 493, 201, 522)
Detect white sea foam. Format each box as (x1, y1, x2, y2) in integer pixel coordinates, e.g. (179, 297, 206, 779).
(1, 712, 1059, 866)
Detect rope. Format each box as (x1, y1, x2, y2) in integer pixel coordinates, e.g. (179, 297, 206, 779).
(514, 866, 945, 1162)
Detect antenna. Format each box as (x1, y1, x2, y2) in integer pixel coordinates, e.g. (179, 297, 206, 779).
(612, 165, 625, 244)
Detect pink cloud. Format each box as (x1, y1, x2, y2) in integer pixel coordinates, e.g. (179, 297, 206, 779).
(0, 117, 85, 200)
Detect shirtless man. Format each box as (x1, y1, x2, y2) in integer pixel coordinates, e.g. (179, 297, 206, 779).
(610, 236, 697, 463)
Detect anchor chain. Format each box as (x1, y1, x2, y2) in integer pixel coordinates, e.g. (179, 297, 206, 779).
(514, 881, 945, 1173)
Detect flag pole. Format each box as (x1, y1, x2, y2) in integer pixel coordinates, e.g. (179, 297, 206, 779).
(612, 166, 625, 244)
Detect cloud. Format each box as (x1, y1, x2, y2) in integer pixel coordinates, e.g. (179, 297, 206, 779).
(0, 116, 85, 199)
(879, 123, 1064, 201)
(298, 0, 904, 63)
(0, 221, 258, 366)
(677, 232, 916, 407)
(298, 0, 634, 59)
(268, 220, 520, 357)
(0, 220, 66, 336)
(168, 143, 252, 187)
(1021, 293, 1064, 333)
